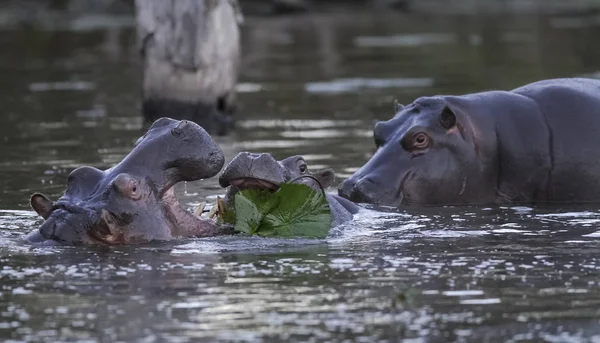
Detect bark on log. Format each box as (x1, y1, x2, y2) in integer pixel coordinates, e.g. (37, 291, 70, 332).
(135, 0, 242, 135)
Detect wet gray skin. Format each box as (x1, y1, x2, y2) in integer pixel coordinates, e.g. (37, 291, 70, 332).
(219, 152, 359, 227)
(25, 118, 228, 246)
(339, 78, 600, 208)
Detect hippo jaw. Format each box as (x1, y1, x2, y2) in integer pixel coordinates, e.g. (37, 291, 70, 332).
(26, 177, 219, 245)
(85, 178, 218, 245)
(219, 152, 335, 192)
(228, 178, 280, 192)
(26, 117, 227, 246)
(219, 152, 289, 189)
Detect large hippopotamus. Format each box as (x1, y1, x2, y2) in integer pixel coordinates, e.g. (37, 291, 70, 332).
(26, 118, 230, 245)
(219, 152, 359, 227)
(339, 78, 600, 207)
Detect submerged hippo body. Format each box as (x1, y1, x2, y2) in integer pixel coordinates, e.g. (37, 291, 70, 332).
(219, 152, 359, 227)
(339, 78, 600, 207)
(26, 118, 229, 245)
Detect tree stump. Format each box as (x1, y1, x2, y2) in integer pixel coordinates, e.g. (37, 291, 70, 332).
(135, 0, 242, 135)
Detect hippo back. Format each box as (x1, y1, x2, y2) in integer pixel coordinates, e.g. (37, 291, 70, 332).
(512, 78, 600, 201)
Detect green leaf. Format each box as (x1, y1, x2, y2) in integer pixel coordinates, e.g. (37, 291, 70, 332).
(260, 184, 332, 238)
(230, 183, 332, 238)
(220, 198, 237, 225)
(233, 189, 280, 235)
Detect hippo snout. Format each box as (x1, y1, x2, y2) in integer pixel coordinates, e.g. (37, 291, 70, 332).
(238, 152, 278, 164)
(219, 152, 283, 188)
(338, 177, 383, 205)
(30, 206, 100, 245)
(205, 149, 225, 176)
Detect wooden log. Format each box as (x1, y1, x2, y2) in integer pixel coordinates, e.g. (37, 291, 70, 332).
(135, 0, 242, 135)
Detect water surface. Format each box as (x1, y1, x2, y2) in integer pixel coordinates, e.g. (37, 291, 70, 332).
(2, 6, 600, 343)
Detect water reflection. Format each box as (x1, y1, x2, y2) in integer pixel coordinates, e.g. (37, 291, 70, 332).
(304, 77, 434, 94)
(354, 33, 457, 47)
(3, 206, 600, 341)
(2, 3, 600, 343)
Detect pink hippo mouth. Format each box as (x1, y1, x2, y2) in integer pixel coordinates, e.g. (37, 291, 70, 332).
(228, 178, 280, 192)
(87, 185, 221, 245)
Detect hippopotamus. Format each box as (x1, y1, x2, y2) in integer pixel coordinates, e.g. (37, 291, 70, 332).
(219, 152, 359, 227)
(339, 78, 600, 207)
(25, 118, 230, 245)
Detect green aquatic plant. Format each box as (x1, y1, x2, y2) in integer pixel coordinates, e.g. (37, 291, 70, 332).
(221, 182, 332, 238)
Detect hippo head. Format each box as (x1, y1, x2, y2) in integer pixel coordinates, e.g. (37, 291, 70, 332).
(338, 98, 492, 207)
(219, 152, 360, 227)
(218, 152, 335, 198)
(26, 118, 226, 245)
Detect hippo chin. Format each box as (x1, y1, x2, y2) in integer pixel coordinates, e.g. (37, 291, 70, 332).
(339, 78, 600, 207)
(219, 152, 359, 227)
(26, 118, 229, 246)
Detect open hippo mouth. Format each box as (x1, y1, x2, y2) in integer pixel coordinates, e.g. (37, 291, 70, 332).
(218, 151, 359, 229)
(85, 184, 206, 245)
(26, 118, 227, 246)
(218, 152, 341, 208)
(218, 152, 290, 194)
(88, 214, 116, 244)
(228, 178, 280, 192)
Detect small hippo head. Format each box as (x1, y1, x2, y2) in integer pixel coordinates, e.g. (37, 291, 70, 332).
(26, 118, 226, 245)
(218, 152, 335, 198)
(220, 152, 360, 227)
(338, 98, 492, 207)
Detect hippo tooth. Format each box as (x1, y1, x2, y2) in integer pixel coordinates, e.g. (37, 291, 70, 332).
(207, 205, 218, 219)
(216, 197, 226, 220)
(193, 202, 206, 217)
(208, 197, 221, 219)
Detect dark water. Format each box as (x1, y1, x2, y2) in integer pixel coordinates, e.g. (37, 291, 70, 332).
(2, 6, 600, 343)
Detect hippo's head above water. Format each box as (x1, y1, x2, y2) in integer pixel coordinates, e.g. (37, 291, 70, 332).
(26, 118, 227, 246)
(339, 98, 494, 207)
(219, 152, 358, 227)
(219, 153, 336, 193)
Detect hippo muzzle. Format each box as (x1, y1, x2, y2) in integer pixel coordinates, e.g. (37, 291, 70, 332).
(25, 205, 99, 245)
(219, 152, 290, 192)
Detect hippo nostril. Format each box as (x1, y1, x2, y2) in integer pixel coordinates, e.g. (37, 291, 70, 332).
(338, 178, 357, 198)
(171, 127, 182, 136)
(354, 177, 379, 194)
(339, 177, 378, 203)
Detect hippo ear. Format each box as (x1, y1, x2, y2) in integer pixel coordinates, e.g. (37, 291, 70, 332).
(30, 193, 53, 219)
(394, 100, 404, 113)
(314, 168, 336, 189)
(440, 106, 457, 129)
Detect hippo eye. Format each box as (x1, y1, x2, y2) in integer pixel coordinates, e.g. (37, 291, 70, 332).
(412, 133, 430, 150)
(299, 164, 307, 173)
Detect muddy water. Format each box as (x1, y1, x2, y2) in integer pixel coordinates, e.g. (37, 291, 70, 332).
(2, 7, 600, 343)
